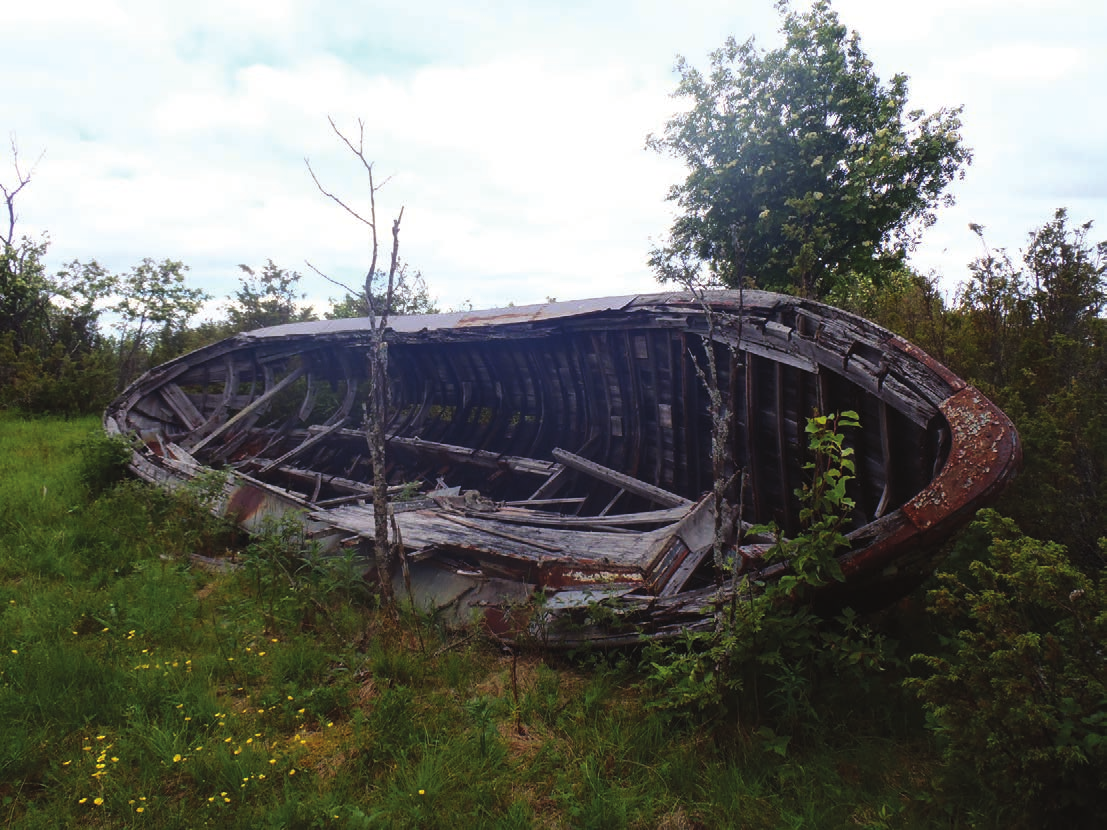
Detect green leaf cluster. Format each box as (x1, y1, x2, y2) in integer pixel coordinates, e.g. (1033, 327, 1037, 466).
(909, 511, 1107, 824)
(649, 0, 970, 297)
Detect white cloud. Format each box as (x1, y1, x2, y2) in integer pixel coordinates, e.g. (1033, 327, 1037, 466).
(3, 0, 1105, 315)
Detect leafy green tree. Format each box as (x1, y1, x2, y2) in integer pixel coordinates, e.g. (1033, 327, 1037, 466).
(642, 411, 897, 745)
(1, 146, 53, 354)
(1023, 208, 1106, 343)
(226, 259, 316, 333)
(953, 211, 1107, 564)
(1, 148, 119, 413)
(648, 0, 971, 297)
(112, 258, 209, 390)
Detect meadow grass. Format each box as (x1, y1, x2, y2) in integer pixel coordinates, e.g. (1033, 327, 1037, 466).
(0, 412, 981, 828)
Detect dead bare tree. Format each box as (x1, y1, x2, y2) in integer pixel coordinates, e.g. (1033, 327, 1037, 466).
(306, 117, 403, 611)
(1, 137, 42, 251)
(660, 250, 748, 629)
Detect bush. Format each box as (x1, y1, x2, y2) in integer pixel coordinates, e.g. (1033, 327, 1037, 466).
(909, 511, 1107, 825)
(74, 429, 133, 498)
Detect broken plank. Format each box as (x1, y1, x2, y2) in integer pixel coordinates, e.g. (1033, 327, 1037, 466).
(259, 416, 350, 473)
(191, 364, 308, 455)
(389, 435, 558, 477)
(470, 504, 690, 530)
(551, 447, 692, 508)
(437, 513, 564, 553)
(159, 383, 204, 430)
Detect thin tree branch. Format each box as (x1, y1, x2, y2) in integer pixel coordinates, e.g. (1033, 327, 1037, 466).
(304, 157, 375, 229)
(304, 259, 362, 299)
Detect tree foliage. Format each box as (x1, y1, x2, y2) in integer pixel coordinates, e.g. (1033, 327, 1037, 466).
(111, 258, 209, 390)
(909, 511, 1107, 825)
(649, 0, 971, 297)
(952, 210, 1107, 564)
(227, 260, 316, 333)
(642, 412, 896, 747)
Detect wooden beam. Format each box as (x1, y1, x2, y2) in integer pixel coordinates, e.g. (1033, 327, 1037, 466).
(551, 447, 692, 508)
(159, 383, 203, 430)
(259, 416, 350, 473)
(191, 364, 307, 455)
(389, 435, 558, 477)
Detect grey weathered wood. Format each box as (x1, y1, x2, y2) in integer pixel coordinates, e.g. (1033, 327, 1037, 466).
(159, 383, 203, 430)
(551, 448, 692, 508)
(389, 436, 558, 477)
(529, 465, 570, 500)
(191, 364, 307, 455)
(471, 504, 688, 529)
(437, 513, 564, 553)
(259, 416, 350, 473)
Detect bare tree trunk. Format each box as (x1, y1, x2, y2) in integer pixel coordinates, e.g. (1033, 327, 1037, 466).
(366, 334, 395, 607)
(306, 118, 405, 612)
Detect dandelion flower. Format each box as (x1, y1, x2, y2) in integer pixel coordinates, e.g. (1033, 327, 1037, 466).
(11, 649, 18, 655)
(418, 789, 425, 795)
(94, 797, 104, 806)
(136, 807, 144, 813)
(172, 754, 182, 763)
(78, 798, 88, 804)
(289, 769, 296, 776)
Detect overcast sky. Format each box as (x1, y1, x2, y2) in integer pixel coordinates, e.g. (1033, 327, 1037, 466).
(4, 0, 1105, 318)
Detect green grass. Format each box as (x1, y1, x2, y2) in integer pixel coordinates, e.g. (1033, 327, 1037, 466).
(0, 412, 998, 828)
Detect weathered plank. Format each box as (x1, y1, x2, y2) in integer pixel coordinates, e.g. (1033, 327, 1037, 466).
(190, 364, 307, 455)
(551, 447, 692, 508)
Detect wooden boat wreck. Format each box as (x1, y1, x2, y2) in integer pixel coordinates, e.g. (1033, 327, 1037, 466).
(104, 291, 1020, 646)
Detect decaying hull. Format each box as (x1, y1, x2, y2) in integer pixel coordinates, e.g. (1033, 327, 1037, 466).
(104, 291, 1020, 645)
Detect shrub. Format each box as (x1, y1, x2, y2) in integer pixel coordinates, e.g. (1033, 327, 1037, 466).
(74, 429, 133, 498)
(908, 511, 1107, 825)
